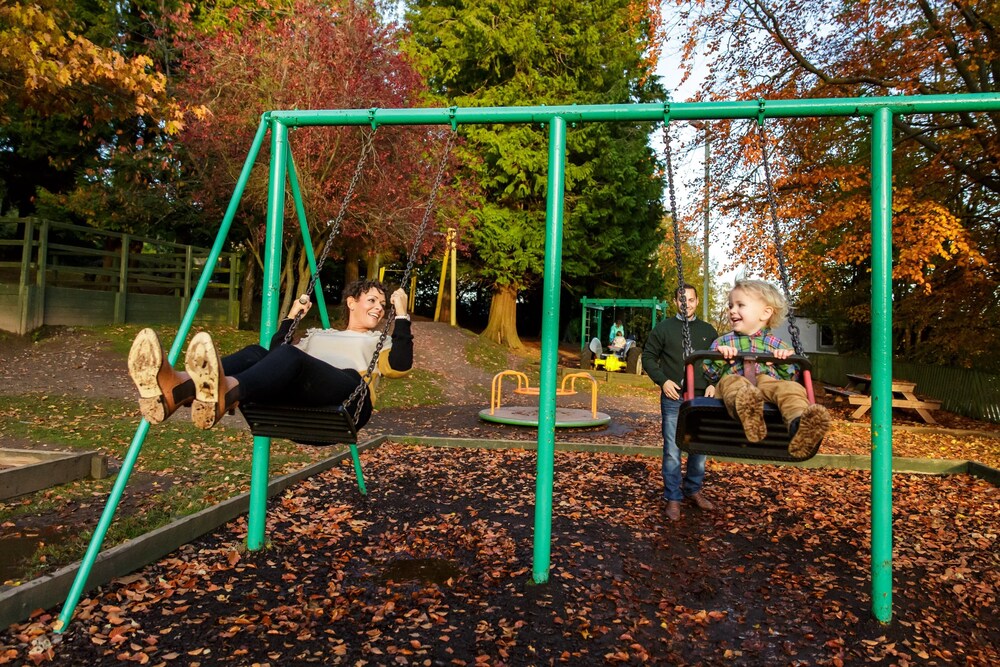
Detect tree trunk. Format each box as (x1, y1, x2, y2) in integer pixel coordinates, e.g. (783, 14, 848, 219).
(295, 243, 312, 297)
(239, 256, 257, 329)
(481, 284, 523, 350)
(344, 244, 361, 285)
(280, 254, 297, 317)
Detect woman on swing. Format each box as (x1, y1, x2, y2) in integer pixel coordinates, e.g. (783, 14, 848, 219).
(126, 279, 413, 431)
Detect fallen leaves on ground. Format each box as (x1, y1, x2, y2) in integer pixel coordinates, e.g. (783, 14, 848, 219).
(2, 443, 996, 665)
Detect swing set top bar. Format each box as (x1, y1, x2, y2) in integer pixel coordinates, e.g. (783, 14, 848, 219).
(267, 93, 1000, 128)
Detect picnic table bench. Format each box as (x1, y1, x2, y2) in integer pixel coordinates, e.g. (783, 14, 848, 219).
(824, 373, 942, 424)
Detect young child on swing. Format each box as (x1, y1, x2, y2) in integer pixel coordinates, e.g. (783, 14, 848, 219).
(703, 279, 831, 459)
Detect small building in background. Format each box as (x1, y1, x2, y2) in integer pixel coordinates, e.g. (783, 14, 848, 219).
(774, 318, 837, 355)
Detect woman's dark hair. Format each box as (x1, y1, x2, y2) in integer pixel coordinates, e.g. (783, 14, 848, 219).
(342, 278, 388, 319)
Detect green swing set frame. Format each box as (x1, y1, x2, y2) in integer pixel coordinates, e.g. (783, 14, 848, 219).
(57, 93, 1000, 632)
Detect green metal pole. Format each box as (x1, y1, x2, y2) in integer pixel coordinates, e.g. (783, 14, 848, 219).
(247, 119, 289, 551)
(532, 116, 567, 584)
(268, 94, 1000, 128)
(286, 147, 331, 328)
(870, 107, 894, 623)
(56, 116, 271, 633)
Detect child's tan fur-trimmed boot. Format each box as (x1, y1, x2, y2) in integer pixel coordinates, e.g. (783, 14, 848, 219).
(788, 404, 831, 459)
(734, 384, 767, 443)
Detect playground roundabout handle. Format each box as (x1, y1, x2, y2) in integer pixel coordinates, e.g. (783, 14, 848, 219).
(480, 370, 610, 427)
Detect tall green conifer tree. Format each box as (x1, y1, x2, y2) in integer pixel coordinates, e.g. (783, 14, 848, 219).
(405, 0, 667, 347)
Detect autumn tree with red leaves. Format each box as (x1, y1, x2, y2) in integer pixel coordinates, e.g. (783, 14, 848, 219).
(668, 0, 999, 369)
(175, 0, 456, 318)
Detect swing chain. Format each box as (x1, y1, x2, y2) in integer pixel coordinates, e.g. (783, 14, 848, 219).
(284, 130, 378, 345)
(756, 123, 804, 356)
(343, 129, 457, 422)
(663, 124, 693, 359)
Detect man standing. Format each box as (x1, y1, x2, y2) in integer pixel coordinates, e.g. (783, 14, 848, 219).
(642, 285, 718, 521)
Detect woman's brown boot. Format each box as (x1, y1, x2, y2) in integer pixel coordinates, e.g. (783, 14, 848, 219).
(127, 328, 195, 424)
(185, 331, 240, 429)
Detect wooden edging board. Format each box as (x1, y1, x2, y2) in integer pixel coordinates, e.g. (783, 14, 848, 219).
(0, 449, 107, 502)
(387, 436, 996, 480)
(2, 434, 996, 630)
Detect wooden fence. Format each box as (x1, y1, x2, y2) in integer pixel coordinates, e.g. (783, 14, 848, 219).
(811, 353, 1000, 424)
(0, 217, 240, 334)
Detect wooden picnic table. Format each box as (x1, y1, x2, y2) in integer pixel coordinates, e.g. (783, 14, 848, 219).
(826, 373, 942, 424)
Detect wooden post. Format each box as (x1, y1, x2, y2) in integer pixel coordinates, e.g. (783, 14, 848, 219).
(228, 252, 240, 326)
(435, 227, 456, 323)
(183, 245, 193, 322)
(114, 234, 129, 324)
(35, 219, 48, 328)
(17, 219, 34, 334)
(449, 230, 457, 327)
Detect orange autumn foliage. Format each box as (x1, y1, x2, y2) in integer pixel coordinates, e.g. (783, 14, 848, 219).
(667, 0, 999, 368)
(0, 2, 186, 133)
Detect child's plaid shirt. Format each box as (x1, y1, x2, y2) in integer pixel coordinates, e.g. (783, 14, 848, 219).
(703, 329, 799, 384)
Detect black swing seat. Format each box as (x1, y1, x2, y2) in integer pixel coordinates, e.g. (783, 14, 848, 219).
(676, 351, 820, 463)
(239, 402, 358, 446)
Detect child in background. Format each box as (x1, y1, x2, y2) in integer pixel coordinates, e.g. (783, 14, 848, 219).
(704, 279, 830, 459)
(609, 319, 624, 343)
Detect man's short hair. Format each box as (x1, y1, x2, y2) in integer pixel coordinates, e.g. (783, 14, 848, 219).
(674, 284, 698, 299)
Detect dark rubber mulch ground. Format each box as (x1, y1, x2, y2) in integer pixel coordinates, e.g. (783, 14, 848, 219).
(5, 442, 997, 666)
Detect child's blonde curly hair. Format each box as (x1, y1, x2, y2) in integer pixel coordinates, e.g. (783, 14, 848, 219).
(731, 279, 788, 329)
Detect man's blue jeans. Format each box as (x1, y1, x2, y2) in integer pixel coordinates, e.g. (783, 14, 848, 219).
(660, 395, 706, 501)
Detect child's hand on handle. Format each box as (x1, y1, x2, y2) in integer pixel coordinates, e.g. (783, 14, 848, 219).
(288, 294, 312, 319)
(717, 345, 739, 360)
(390, 288, 408, 317)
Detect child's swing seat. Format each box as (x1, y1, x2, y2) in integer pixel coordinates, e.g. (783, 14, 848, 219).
(663, 123, 820, 463)
(675, 351, 821, 463)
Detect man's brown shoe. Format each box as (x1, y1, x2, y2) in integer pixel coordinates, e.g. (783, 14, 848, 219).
(688, 492, 714, 511)
(127, 328, 194, 424)
(666, 500, 681, 522)
(186, 332, 240, 429)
